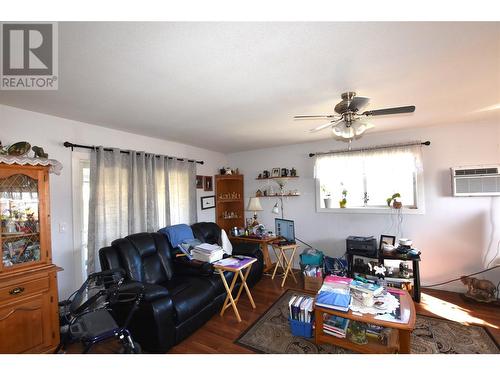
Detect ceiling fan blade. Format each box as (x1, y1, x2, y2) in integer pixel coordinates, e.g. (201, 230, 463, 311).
(309, 119, 343, 133)
(362, 105, 416, 116)
(294, 115, 336, 119)
(348, 96, 370, 112)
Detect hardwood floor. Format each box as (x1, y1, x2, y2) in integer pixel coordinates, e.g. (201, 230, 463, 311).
(65, 273, 500, 353)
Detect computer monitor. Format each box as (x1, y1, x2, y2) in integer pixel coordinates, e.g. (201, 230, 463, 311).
(275, 218, 295, 242)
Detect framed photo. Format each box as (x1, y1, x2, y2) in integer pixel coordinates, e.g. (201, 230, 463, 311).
(196, 175, 203, 189)
(379, 235, 396, 250)
(271, 168, 281, 178)
(201, 195, 215, 210)
(204, 176, 213, 191)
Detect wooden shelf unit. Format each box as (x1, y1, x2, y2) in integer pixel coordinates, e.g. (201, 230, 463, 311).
(215, 174, 244, 233)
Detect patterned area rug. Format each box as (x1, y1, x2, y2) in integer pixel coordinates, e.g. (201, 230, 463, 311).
(236, 290, 499, 354)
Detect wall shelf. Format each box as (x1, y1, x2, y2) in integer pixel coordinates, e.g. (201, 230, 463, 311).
(257, 194, 301, 197)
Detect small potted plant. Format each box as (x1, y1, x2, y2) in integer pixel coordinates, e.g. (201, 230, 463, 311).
(386, 193, 402, 209)
(339, 188, 347, 208)
(321, 185, 333, 208)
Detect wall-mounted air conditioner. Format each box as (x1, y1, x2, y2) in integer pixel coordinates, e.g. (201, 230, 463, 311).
(451, 165, 500, 196)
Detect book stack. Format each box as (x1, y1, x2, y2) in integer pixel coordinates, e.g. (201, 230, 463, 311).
(288, 295, 314, 323)
(323, 314, 350, 338)
(349, 279, 384, 298)
(315, 275, 353, 312)
(191, 243, 224, 263)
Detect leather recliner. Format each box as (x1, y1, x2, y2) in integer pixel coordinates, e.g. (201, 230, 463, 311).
(98, 222, 263, 353)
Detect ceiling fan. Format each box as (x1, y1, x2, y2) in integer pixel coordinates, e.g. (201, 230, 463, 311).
(294, 92, 415, 139)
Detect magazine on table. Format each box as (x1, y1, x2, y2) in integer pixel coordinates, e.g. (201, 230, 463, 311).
(213, 256, 254, 268)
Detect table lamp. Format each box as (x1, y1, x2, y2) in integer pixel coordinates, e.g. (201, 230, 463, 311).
(246, 197, 263, 227)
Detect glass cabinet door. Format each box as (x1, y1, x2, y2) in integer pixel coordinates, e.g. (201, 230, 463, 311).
(0, 173, 42, 268)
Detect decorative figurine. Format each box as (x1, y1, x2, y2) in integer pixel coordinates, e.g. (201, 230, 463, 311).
(32, 146, 49, 158)
(290, 168, 297, 177)
(0, 141, 7, 155)
(460, 276, 497, 303)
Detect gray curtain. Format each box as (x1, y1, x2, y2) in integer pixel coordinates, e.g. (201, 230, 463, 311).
(87, 147, 197, 274)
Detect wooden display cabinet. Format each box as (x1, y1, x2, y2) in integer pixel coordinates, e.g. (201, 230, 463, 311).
(215, 174, 244, 233)
(0, 163, 60, 353)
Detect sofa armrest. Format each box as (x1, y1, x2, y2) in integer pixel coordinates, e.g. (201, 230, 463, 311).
(110, 282, 176, 353)
(173, 256, 214, 277)
(122, 281, 170, 302)
(232, 242, 261, 258)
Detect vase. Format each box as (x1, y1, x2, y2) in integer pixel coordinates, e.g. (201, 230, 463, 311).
(324, 198, 333, 209)
(393, 201, 402, 209)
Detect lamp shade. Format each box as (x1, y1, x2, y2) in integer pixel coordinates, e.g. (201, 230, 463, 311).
(246, 197, 263, 211)
(272, 201, 280, 214)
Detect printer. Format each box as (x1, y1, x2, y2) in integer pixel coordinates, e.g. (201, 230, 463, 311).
(346, 236, 378, 257)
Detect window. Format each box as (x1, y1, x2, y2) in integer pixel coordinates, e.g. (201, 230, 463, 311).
(315, 144, 424, 212)
(73, 151, 197, 275)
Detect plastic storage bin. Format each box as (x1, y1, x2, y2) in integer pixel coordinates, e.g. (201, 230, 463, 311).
(299, 250, 324, 266)
(288, 318, 314, 338)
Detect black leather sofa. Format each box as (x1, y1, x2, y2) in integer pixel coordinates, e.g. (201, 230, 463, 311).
(98, 222, 263, 353)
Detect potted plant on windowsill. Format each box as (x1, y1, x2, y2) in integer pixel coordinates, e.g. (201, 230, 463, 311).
(339, 189, 347, 208)
(386, 193, 402, 209)
(321, 185, 333, 208)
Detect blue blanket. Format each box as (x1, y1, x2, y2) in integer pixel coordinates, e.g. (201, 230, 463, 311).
(158, 224, 194, 248)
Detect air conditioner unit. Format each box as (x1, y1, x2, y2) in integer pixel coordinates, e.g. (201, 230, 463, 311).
(451, 165, 500, 196)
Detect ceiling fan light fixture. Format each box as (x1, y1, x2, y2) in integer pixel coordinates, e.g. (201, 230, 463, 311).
(332, 124, 354, 139)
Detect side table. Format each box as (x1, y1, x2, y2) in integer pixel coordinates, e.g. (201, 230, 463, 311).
(271, 243, 299, 288)
(213, 256, 257, 322)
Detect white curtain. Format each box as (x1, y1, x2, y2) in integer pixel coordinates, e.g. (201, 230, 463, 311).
(87, 147, 197, 273)
(314, 144, 423, 207)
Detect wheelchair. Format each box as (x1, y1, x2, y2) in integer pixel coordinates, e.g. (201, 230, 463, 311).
(55, 268, 144, 354)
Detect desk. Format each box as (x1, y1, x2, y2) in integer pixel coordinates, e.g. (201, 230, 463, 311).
(229, 235, 277, 272)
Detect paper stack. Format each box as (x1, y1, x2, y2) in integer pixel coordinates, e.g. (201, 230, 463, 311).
(191, 243, 224, 263)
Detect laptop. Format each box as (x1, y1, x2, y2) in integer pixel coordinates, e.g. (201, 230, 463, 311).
(275, 218, 296, 246)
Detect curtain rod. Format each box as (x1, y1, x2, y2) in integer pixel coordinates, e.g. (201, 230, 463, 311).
(63, 142, 204, 165)
(308, 140, 430, 158)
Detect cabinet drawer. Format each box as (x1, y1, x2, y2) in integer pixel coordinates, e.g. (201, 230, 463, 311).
(0, 276, 49, 303)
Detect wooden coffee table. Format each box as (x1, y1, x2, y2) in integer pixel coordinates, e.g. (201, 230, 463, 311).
(314, 289, 416, 353)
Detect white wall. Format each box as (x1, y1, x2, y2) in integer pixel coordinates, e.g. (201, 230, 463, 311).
(228, 122, 500, 292)
(0, 104, 227, 298)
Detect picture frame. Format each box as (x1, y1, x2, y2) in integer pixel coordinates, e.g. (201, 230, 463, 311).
(271, 168, 281, 178)
(196, 175, 203, 189)
(379, 235, 396, 250)
(204, 176, 213, 191)
(201, 195, 215, 210)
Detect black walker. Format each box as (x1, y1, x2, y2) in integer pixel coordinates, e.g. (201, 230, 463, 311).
(55, 269, 144, 354)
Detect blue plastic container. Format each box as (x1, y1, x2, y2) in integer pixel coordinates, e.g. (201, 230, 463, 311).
(288, 318, 314, 338)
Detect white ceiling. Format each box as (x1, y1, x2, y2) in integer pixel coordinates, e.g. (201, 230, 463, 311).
(1, 22, 499, 153)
